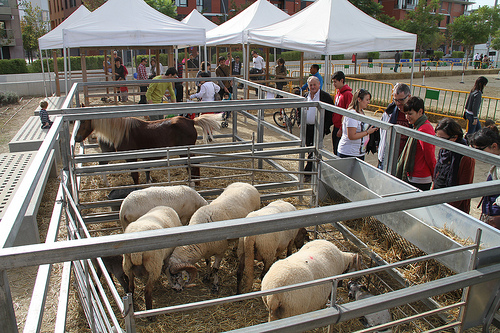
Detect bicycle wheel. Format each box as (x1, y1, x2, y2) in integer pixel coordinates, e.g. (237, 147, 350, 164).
(285, 117, 293, 133)
(273, 111, 287, 128)
(288, 108, 298, 127)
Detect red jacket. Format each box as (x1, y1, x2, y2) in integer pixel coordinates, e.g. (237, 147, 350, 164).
(410, 120, 436, 179)
(332, 85, 352, 128)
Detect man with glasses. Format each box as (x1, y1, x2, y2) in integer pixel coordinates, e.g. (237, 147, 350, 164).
(377, 82, 411, 169)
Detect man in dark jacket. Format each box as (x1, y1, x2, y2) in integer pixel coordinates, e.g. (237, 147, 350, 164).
(298, 76, 334, 180)
(378, 82, 410, 169)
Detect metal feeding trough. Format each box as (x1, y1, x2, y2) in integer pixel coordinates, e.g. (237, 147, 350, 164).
(318, 157, 500, 330)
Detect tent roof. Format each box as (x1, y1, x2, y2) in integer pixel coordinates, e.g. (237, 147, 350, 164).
(247, 0, 417, 54)
(62, 0, 206, 48)
(38, 5, 91, 50)
(206, 0, 288, 46)
(181, 9, 217, 31)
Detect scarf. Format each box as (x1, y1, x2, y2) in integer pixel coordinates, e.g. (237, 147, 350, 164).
(395, 115, 428, 182)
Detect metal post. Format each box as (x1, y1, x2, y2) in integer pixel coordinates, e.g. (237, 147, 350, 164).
(123, 293, 136, 333)
(0, 270, 17, 333)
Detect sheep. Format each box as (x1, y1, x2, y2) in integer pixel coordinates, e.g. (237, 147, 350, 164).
(261, 239, 361, 321)
(236, 200, 309, 294)
(118, 185, 208, 229)
(167, 182, 261, 293)
(347, 280, 393, 333)
(122, 206, 182, 310)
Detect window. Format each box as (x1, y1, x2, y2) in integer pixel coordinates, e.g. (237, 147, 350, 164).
(176, 0, 187, 6)
(196, 0, 203, 12)
(0, 0, 8, 7)
(70, 0, 77, 7)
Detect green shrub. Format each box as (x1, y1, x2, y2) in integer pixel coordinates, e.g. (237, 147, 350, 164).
(0, 59, 28, 74)
(452, 51, 465, 58)
(434, 51, 444, 59)
(402, 51, 413, 59)
(0, 91, 19, 105)
(367, 52, 380, 59)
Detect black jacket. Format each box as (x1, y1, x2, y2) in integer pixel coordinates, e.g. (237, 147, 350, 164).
(297, 90, 334, 136)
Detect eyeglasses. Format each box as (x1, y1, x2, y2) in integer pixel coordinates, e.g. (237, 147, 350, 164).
(393, 95, 409, 103)
(437, 135, 451, 140)
(473, 145, 490, 151)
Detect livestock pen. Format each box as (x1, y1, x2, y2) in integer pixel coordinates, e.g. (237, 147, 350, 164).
(0, 79, 500, 332)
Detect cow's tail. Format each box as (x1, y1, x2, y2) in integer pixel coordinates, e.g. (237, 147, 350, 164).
(193, 113, 223, 143)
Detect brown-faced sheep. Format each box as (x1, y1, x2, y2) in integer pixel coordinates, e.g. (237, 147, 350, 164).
(236, 200, 309, 294)
(261, 239, 361, 321)
(167, 182, 261, 293)
(122, 206, 182, 310)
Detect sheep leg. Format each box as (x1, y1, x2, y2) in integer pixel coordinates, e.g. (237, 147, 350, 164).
(210, 255, 223, 294)
(116, 273, 130, 293)
(123, 254, 135, 295)
(260, 259, 274, 280)
(145, 273, 154, 310)
(203, 259, 211, 282)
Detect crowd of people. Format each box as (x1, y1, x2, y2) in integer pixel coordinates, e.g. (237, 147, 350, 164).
(100, 51, 498, 229)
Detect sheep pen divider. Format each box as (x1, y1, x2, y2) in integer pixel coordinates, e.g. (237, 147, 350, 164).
(2, 87, 500, 332)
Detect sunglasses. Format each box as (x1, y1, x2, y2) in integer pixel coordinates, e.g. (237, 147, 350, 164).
(394, 95, 409, 103)
(473, 145, 490, 150)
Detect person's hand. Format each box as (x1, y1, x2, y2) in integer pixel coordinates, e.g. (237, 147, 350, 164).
(147, 100, 152, 104)
(337, 129, 342, 138)
(367, 126, 378, 134)
(473, 118, 478, 125)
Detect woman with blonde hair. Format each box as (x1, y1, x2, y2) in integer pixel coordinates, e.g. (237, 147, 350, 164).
(337, 89, 378, 160)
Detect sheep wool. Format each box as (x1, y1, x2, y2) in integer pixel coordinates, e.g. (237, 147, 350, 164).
(122, 206, 182, 310)
(168, 182, 261, 293)
(261, 239, 360, 321)
(237, 200, 308, 294)
(119, 185, 207, 229)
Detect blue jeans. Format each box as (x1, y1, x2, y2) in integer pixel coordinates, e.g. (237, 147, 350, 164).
(465, 112, 481, 135)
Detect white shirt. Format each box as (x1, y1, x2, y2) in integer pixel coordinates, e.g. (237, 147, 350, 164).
(190, 82, 220, 101)
(253, 55, 265, 70)
(338, 109, 370, 157)
(305, 90, 320, 124)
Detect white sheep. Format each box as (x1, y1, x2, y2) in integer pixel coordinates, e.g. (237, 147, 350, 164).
(347, 281, 393, 332)
(167, 182, 261, 293)
(118, 185, 207, 229)
(122, 206, 182, 310)
(236, 200, 309, 294)
(261, 239, 361, 321)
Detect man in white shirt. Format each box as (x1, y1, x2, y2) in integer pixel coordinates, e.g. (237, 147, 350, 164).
(251, 50, 265, 81)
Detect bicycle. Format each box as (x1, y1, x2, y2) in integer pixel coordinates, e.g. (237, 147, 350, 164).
(273, 108, 298, 133)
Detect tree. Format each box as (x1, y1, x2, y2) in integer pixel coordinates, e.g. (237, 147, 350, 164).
(492, 30, 500, 52)
(83, 0, 106, 11)
(145, 0, 177, 18)
(450, 5, 500, 67)
(348, 0, 383, 18)
(19, 1, 48, 62)
(398, 0, 443, 68)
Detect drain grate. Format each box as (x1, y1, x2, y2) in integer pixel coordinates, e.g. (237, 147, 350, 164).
(0, 152, 35, 218)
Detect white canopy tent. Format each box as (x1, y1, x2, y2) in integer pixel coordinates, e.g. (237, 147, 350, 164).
(180, 9, 218, 67)
(247, 0, 416, 55)
(181, 9, 218, 31)
(37, 5, 91, 96)
(55, 0, 206, 96)
(62, 0, 206, 48)
(247, 0, 417, 88)
(38, 5, 91, 50)
(206, 0, 289, 46)
(206, 0, 289, 82)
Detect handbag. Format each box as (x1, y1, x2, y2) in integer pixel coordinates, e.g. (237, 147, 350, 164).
(214, 92, 221, 101)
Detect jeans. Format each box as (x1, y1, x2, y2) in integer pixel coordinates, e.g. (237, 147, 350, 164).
(465, 112, 481, 135)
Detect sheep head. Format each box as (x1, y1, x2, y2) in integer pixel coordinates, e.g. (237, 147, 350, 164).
(347, 280, 368, 300)
(293, 228, 310, 249)
(167, 263, 198, 291)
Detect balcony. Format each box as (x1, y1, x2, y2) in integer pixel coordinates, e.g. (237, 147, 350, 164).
(0, 29, 16, 47)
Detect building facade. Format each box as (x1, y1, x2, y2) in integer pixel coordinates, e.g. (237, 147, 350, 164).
(175, 0, 312, 22)
(48, 0, 83, 29)
(0, 0, 23, 59)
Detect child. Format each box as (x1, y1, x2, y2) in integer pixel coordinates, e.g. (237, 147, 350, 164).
(39, 100, 52, 129)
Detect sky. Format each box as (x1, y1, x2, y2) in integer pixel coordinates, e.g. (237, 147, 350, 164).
(470, 0, 498, 10)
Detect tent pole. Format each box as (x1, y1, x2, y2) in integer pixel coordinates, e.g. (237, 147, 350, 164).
(39, 46, 47, 98)
(410, 49, 415, 90)
(46, 50, 53, 96)
(53, 51, 60, 96)
(68, 48, 72, 94)
(204, 45, 208, 69)
(63, 47, 68, 96)
(300, 52, 304, 91)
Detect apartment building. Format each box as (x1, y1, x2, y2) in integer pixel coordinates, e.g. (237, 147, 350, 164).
(0, 0, 23, 59)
